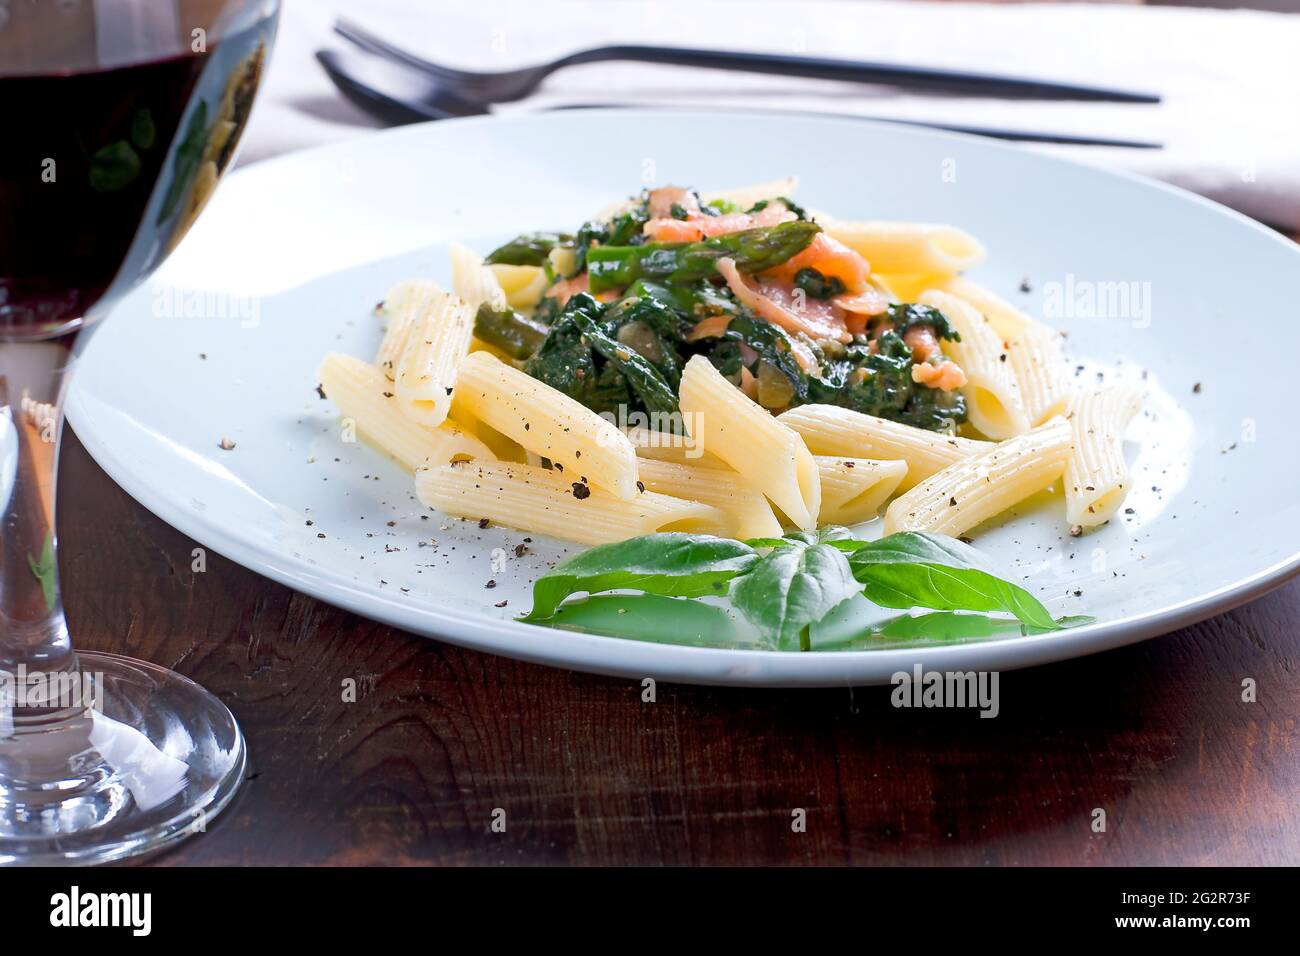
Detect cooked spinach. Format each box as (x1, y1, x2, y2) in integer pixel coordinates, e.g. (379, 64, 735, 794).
(497, 186, 972, 434)
(884, 302, 960, 342)
(630, 278, 738, 321)
(523, 296, 629, 414)
(809, 332, 967, 430)
(713, 314, 812, 404)
(570, 306, 680, 415)
(747, 196, 808, 220)
(793, 267, 845, 299)
(522, 293, 682, 417)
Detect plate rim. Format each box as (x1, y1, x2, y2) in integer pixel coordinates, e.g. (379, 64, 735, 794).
(66, 107, 1300, 686)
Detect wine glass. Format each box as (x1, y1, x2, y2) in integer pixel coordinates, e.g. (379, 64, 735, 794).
(0, 0, 280, 864)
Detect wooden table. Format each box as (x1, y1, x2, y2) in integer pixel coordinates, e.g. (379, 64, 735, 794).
(49, 0, 1298, 867)
(58, 424, 1300, 865)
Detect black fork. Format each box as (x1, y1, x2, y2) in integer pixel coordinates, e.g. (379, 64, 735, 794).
(334, 18, 1160, 105)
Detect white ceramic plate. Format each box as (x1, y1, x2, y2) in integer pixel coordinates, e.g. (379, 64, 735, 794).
(67, 110, 1300, 686)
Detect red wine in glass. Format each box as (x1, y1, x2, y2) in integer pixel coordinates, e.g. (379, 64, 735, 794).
(0, 0, 280, 865)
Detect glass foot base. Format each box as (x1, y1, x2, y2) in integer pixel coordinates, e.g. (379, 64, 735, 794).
(0, 651, 245, 865)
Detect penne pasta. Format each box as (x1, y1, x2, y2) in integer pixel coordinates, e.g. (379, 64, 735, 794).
(678, 355, 821, 531)
(922, 289, 1031, 440)
(449, 243, 508, 312)
(823, 220, 985, 276)
(415, 460, 730, 546)
(487, 263, 548, 310)
(317, 353, 493, 471)
(778, 404, 991, 492)
(623, 425, 720, 467)
(871, 272, 949, 304)
(333, 177, 1134, 575)
(1007, 321, 1075, 426)
(448, 408, 527, 463)
(394, 290, 475, 427)
(375, 279, 442, 380)
(930, 276, 1032, 341)
(636, 459, 783, 540)
(1064, 387, 1142, 528)
(548, 246, 578, 280)
(883, 417, 1073, 537)
(453, 350, 640, 499)
(815, 457, 909, 526)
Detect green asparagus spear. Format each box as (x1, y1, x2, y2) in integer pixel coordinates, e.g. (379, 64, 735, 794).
(483, 232, 573, 267)
(472, 302, 551, 360)
(586, 221, 821, 293)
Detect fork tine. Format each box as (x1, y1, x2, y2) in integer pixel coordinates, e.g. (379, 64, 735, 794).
(334, 18, 460, 82)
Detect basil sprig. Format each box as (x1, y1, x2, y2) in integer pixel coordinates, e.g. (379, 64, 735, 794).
(731, 530, 860, 650)
(847, 533, 1059, 631)
(519, 533, 757, 622)
(522, 529, 1080, 650)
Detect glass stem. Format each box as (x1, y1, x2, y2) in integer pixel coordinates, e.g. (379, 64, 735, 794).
(0, 334, 77, 682)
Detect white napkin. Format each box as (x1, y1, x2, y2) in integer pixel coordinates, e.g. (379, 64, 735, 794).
(243, 0, 1300, 229)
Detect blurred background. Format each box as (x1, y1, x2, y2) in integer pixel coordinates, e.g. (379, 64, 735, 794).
(242, 0, 1300, 233)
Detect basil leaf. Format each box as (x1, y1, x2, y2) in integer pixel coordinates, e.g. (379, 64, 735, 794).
(839, 610, 1095, 650)
(743, 537, 791, 551)
(746, 526, 855, 552)
(731, 542, 860, 650)
(521, 533, 757, 621)
(848, 532, 1059, 630)
(545, 594, 757, 648)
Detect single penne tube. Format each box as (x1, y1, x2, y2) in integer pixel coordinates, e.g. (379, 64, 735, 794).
(883, 417, 1073, 537)
(375, 279, 443, 380)
(931, 276, 1032, 341)
(815, 457, 909, 526)
(678, 355, 821, 531)
(636, 458, 783, 540)
(823, 220, 985, 276)
(922, 289, 1031, 440)
(871, 272, 949, 304)
(778, 404, 991, 492)
(623, 425, 721, 467)
(1064, 387, 1142, 528)
(467, 337, 524, 366)
(394, 290, 475, 427)
(453, 350, 640, 499)
(487, 263, 548, 310)
(415, 461, 730, 546)
(450, 243, 508, 311)
(317, 353, 493, 471)
(447, 407, 527, 463)
(866, 273, 901, 303)
(1007, 320, 1075, 425)
(548, 246, 577, 279)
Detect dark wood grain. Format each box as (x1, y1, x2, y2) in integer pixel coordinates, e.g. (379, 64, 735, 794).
(56, 427, 1300, 866)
